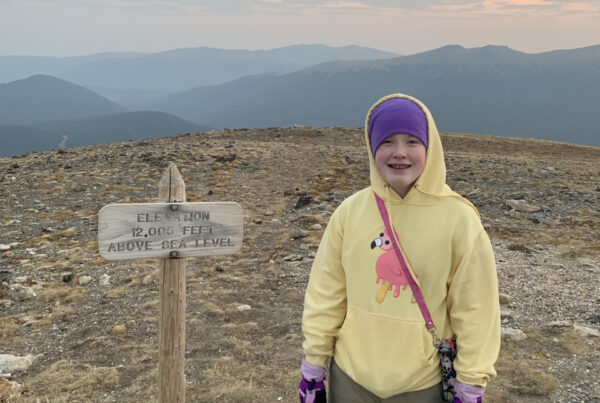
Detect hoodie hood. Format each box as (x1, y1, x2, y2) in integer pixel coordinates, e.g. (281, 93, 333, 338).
(365, 94, 472, 208)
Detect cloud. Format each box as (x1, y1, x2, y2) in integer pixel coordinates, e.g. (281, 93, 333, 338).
(425, 0, 599, 16)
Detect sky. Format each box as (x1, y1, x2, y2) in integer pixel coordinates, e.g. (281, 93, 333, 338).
(1, 0, 599, 57)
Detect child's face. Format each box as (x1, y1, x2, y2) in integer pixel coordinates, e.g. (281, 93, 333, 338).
(374, 133, 426, 198)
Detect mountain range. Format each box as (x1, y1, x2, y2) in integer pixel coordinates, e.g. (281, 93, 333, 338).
(0, 45, 399, 104)
(0, 43, 598, 157)
(0, 45, 396, 157)
(143, 44, 600, 147)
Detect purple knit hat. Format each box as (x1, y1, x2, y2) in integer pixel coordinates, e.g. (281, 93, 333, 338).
(369, 98, 428, 155)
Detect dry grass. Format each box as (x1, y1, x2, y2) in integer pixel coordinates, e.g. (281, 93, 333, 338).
(21, 228, 78, 249)
(485, 325, 597, 401)
(104, 287, 126, 299)
(0, 316, 23, 345)
(19, 360, 119, 400)
(37, 283, 87, 305)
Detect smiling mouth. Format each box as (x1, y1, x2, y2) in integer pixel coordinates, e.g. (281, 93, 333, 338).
(388, 164, 411, 170)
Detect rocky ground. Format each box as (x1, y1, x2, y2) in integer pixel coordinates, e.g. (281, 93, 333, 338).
(0, 127, 599, 402)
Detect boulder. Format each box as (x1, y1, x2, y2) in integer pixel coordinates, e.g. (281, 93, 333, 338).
(502, 327, 528, 342)
(99, 274, 111, 286)
(499, 293, 511, 305)
(574, 324, 600, 338)
(0, 354, 34, 374)
(8, 284, 36, 301)
(506, 199, 541, 213)
(78, 275, 93, 286)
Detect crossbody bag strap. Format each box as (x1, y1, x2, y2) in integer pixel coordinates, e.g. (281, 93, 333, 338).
(374, 192, 437, 333)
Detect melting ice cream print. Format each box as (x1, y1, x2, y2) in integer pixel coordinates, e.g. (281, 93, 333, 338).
(371, 229, 411, 302)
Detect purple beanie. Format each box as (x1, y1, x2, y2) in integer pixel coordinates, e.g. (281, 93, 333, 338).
(369, 98, 428, 155)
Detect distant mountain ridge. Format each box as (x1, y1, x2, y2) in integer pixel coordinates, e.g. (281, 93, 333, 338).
(1, 43, 599, 157)
(0, 45, 400, 105)
(142, 44, 600, 146)
(0, 111, 208, 157)
(28, 111, 207, 149)
(0, 76, 208, 156)
(0, 75, 125, 125)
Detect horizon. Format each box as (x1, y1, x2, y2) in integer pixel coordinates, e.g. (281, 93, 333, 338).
(2, 41, 600, 59)
(1, 1, 599, 57)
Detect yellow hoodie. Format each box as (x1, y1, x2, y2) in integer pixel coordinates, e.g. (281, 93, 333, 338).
(301, 94, 501, 398)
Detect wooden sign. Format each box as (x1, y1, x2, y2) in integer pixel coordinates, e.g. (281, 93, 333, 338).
(98, 202, 243, 260)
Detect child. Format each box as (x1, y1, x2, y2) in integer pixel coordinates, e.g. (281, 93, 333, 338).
(298, 94, 500, 403)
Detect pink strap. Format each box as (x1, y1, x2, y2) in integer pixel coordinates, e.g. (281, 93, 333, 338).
(374, 192, 436, 331)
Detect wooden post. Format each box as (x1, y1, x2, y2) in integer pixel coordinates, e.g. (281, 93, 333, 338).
(158, 162, 187, 403)
(98, 161, 244, 402)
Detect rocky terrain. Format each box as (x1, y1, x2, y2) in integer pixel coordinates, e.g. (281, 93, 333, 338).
(1, 127, 599, 402)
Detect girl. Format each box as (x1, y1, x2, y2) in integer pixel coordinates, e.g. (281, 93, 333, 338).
(299, 94, 500, 403)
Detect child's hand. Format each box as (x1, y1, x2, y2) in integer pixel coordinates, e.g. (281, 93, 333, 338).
(453, 380, 484, 403)
(299, 360, 326, 402)
(298, 377, 326, 403)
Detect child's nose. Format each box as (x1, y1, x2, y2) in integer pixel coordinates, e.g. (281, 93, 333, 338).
(391, 144, 408, 157)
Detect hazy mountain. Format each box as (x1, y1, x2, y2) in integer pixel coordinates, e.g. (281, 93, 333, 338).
(0, 111, 209, 157)
(0, 45, 399, 105)
(27, 111, 208, 149)
(0, 125, 63, 157)
(0, 52, 143, 85)
(58, 44, 398, 93)
(0, 74, 211, 156)
(0, 75, 126, 125)
(143, 44, 600, 146)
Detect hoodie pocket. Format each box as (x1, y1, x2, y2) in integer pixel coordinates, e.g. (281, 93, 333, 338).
(334, 307, 438, 395)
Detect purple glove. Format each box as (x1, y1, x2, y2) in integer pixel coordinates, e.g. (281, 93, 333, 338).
(299, 360, 326, 403)
(453, 381, 484, 403)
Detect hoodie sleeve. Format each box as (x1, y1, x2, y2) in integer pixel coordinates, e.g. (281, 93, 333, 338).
(447, 228, 501, 387)
(302, 208, 348, 369)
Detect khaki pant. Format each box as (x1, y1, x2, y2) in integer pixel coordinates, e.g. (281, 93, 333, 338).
(329, 359, 444, 403)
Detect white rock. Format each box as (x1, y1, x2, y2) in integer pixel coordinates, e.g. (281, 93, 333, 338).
(78, 275, 93, 286)
(236, 304, 252, 311)
(13, 276, 29, 283)
(506, 199, 541, 213)
(0, 244, 11, 251)
(8, 284, 36, 301)
(142, 273, 157, 286)
(499, 293, 511, 305)
(500, 307, 519, 319)
(501, 327, 528, 342)
(466, 188, 482, 197)
(0, 299, 14, 308)
(283, 254, 302, 262)
(31, 284, 44, 292)
(0, 354, 34, 373)
(574, 325, 600, 338)
(99, 274, 111, 286)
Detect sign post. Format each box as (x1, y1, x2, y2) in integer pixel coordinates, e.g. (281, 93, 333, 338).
(98, 162, 243, 402)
